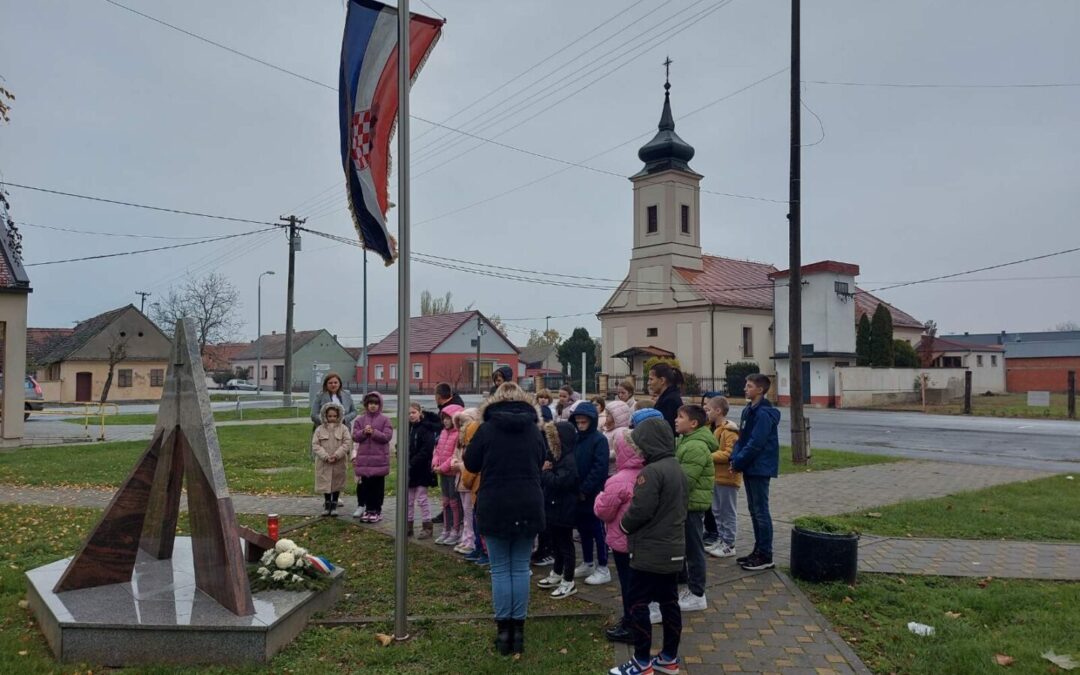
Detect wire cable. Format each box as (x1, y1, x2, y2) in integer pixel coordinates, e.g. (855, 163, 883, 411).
(17, 220, 212, 240)
(25, 227, 277, 267)
(805, 79, 1080, 89)
(864, 246, 1080, 295)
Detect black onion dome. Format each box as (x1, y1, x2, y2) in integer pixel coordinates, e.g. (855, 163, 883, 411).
(636, 82, 696, 175)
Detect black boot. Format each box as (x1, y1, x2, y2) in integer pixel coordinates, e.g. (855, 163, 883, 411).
(511, 619, 524, 655)
(322, 495, 332, 516)
(494, 619, 512, 656)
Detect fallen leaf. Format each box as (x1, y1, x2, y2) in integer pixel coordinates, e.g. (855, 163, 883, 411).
(17, 651, 27, 656)
(944, 611, 962, 619)
(559, 648, 568, 654)
(865, 512, 882, 518)
(977, 576, 993, 589)
(1042, 650, 1079, 670)
(842, 596, 854, 604)
(994, 654, 1015, 667)
(374, 633, 394, 647)
(897, 578, 907, 585)
(513, 654, 522, 661)
(17, 600, 28, 609)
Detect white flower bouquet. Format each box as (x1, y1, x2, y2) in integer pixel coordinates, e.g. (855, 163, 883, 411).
(248, 538, 335, 592)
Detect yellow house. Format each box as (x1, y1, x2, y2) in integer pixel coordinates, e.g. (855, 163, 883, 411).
(0, 222, 32, 446)
(35, 305, 171, 403)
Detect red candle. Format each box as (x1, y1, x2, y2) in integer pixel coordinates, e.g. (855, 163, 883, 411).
(267, 513, 280, 541)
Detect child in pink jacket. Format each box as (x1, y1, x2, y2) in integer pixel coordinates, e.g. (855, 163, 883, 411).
(431, 404, 463, 546)
(351, 392, 394, 523)
(593, 427, 645, 644)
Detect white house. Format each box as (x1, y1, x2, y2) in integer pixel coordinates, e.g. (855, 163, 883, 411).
(916, 336, 1006, 394)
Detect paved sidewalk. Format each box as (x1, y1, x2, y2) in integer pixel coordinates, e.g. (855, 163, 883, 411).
(858, 537, 1080, 579)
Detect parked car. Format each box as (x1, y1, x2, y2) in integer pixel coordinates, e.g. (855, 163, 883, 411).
(0, 375, 44, 420)
(225, 379, 258, 391)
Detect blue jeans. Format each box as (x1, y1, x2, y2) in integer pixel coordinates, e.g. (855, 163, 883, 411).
(485, 535, 533, 620)
(575, 505, 608, 567)
(743, 476, 773, 556)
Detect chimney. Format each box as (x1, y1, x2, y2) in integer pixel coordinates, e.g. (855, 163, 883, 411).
(272, 331, 277, 336)
(999, 330, 1005, 345)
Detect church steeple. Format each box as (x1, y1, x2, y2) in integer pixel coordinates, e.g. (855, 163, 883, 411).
(635, 58, 697, 177)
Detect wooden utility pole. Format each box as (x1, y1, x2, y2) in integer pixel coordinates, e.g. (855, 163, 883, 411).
(136, 291, 151, 314)
(279, 215, 305, 407)
(788, 0, 809, 464)
(1068, 370, 1075, 420)
(475, 314, 483, 394)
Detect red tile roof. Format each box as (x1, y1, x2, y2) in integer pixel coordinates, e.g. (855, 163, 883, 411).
(27, 328, 75, 365)
(673, 255, 778, 310)
(854, 290, 923, 329)
(369, 311, 520, 356)
(769, 260, 860, 279)
(917, 336, 1004, 353)
(671, 255, 921, 329)
(202, 342, 250, 372)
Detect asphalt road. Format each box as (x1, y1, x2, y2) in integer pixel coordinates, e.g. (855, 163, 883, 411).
(759, 406, 1080, 473)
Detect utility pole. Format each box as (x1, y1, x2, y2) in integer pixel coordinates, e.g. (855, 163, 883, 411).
(362, 250, 369, 395)
(788, 0, 809, 465)
(279, 215, 304, 407)
(136, 291, 151, 314)
(475, 314, 483, 394)
(545, 315, 551, 333)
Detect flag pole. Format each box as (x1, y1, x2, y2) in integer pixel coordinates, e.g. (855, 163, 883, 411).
(393, 0, 412, 642)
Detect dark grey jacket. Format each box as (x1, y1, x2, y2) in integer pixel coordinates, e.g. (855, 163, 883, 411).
(311, 390, 357, 428)
(619, 417, 688, 575)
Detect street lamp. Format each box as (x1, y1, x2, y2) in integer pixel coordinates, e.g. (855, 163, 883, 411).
(257, 271, 276, 394)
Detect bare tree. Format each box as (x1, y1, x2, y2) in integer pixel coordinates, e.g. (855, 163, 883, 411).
(527, 328, 561, 350)
(151, 273, 242, 354)
(0, 77, 14, 124)
(99, 334, 129, 403)
(919, 320, 938, 367)
(419, 290, 474, 316)
(1052, 321, 1079, 331)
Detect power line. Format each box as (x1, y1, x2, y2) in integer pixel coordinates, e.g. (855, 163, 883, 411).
(2, 182, 279, 227)
(24, 228, 277, 267)
(17, 220, 211, 240)
(805, 79, 1080, 89)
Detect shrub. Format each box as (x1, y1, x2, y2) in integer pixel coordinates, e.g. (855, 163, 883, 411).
(725, 361, 759, 397)
(792, 515, 858, 535)
(893, 339, 919, 368)
(643, 356, 681, 378)
(683, 372, 701, 396)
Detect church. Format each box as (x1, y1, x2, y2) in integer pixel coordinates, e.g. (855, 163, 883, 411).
(597, 77, 923, 394)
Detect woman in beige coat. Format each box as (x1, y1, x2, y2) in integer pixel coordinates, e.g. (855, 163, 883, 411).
(312, 402, 350, 516)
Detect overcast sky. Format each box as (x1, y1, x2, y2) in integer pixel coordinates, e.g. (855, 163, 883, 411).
(2, 0, 1078, 347)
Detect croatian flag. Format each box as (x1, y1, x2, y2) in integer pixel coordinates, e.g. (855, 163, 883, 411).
(339, 0, 444, 265)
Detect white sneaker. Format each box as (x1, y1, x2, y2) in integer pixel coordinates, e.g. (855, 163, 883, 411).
(679, 591, 707, 612)
(585, 566, 612, 585)
(352, 507, 364, 518)
(648, 602, 662, 624)
(573, 562, 595, 579)
(537, 571, 562, 589)
(442, 532, 460, 546)
(434, 530, 448, 545)
(708, 542, 737, 558)
(551, 580, 577, 599)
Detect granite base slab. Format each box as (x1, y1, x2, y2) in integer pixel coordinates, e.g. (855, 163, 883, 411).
(25, 537, 343, 666)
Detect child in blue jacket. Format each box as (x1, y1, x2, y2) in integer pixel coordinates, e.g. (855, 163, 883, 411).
(730, 373, 781, 571)
(569, 402, 612, 585)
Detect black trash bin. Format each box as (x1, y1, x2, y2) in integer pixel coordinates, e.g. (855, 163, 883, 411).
(790, 527, 858, 584)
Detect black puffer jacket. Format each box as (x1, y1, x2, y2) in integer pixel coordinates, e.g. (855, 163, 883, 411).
(620, 417, 688, 574)
(541, 422, 580, 528)
(465, 399, 546, 539)
(407, 410, 441, 488)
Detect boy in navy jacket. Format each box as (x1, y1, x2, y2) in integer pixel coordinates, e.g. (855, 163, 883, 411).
(730, 374, 781, 571)
(570, 402, 612, 585)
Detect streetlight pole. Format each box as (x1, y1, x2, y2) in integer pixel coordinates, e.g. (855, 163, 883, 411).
(257, 271, 275, 394)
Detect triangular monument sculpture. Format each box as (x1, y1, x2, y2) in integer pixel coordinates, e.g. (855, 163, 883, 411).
(53, 318, 255, 616)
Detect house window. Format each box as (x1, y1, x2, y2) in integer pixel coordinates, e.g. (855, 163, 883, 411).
(646, 205, 658, 234)
(976, 355, 984, 367)
(742, 326, 754, 358)
(680, 204, 690, 234)
(47, 363, 61, 381)
(118, 369, 133, 388)
(374, 365, 384, 380)
(646, 327, 658, 338)
(413, 363, 423, 380)
(834, 280, 850, 295)
(390, 364, 398, 380)
(991, 355, 998, 367)
(150, 369, 164, 387)
(942, 356, 962, 368)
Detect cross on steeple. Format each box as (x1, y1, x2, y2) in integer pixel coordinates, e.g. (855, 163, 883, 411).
(663, 56, 673, 91)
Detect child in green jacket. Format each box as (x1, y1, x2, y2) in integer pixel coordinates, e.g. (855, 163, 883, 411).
(674, 404, 718, 612)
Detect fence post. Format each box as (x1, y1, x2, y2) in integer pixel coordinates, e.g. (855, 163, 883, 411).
(1068, 370, 1076, 420)
(963, 370, 972, 415)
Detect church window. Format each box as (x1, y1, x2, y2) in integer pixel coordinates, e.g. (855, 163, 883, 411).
(647, 327, 658, 337)
(646, 206, 658, 234)
(680, 205, 689, 234)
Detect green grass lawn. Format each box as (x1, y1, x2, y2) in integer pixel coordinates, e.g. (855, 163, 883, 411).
(807, 474, 1080, 541)
(0, 504, 613, 674)
(800, 573, 1080, 675)
(779, 447, 902, 474)
(875, 392, 1075, 420)
(69, 405, 310, 426)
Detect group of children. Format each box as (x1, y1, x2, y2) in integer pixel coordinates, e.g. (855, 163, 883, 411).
(309, 372, 781, 675)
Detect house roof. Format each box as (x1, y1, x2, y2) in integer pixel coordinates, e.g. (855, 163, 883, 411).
(368, 311, 520, 356)
(944, 331, 1080, 359)
(202, 342, 250, 371)
(612, 345, 676, 359)
(0, 224, 31, 293)
(37, 305, 134, 365)
(673, 255, 778, 310)
(27, 328, 75, 365)
(917, 336, 1004, 354)
(769, 260, 860, 280)
(855, 289, 923, 329)
(234, 330, 323, 360)
(519, 344, 557, 367)
(344, 347, 363, 362)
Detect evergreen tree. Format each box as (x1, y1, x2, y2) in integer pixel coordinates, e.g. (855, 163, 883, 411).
(856, 313, 872, 366)
(893, 339, 919, 368)
(869, 304, 895, 367)
(557, 327, 597, 392)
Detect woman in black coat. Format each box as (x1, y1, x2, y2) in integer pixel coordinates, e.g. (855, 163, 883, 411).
(647, 362, 684, 434)
(536, 421, 580, 598)
(406, 403, 441, 539)
(464, 383, 545, 657)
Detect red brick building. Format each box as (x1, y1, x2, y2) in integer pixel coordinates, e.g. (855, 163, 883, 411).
(362, 311, 519, 393)
(942, 331, 1080, 392)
